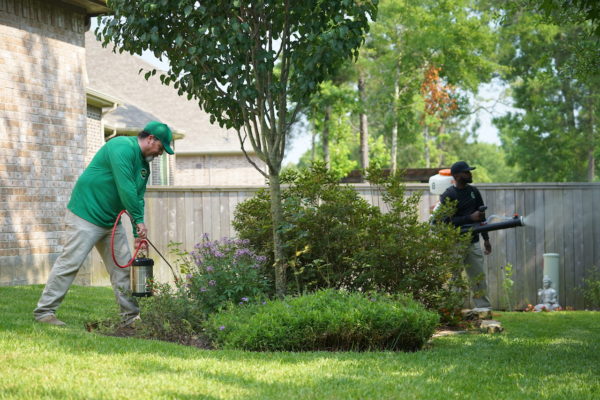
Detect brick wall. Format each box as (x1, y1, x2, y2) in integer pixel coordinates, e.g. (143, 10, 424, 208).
(85, 104, 103, 166)
(175, 154, 268, 186)
(0, 0, 90, 285)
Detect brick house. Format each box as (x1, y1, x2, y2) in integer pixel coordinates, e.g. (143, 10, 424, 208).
(1, 0, 113, 286)
(1, 0, 267, 286)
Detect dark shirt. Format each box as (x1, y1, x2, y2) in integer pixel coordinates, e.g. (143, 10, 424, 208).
(440, 185, 489, 243)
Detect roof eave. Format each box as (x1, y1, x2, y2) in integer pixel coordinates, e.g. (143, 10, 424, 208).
(104, 124, 185, 141)
(86, 87, 122, 108)
(59, 0, 111, 16)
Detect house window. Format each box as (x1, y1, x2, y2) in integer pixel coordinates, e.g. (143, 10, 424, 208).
(150, 154, 170, 185)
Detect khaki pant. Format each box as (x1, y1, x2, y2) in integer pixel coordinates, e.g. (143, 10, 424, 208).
(464, 242, 492, 309)
(34, 210, 139, 323)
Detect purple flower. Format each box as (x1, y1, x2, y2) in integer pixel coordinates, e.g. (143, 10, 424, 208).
(219, 325, 225, 331)
(208, 280, 216, 286)
(200, 287, 207, 292)
(235, 248, 252, 258)
(185, 273, 192, 279)
(213, 250, 225, 258)
(256, 255, 267, 263)
(262, 301, 267, 305)
(241, 297, 249, 302)
(206, 266, 214, 272)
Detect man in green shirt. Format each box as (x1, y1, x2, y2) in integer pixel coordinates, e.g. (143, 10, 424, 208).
(34, 121, 174, 326)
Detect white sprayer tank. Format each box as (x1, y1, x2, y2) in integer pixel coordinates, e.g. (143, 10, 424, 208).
(429, 169, 454, 195)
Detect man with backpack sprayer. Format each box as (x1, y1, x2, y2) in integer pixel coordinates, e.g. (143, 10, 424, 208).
(33, 121, 174, 326)
(440, 161, 493, 312)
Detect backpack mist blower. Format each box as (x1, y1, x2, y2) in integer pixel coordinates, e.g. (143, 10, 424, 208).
(460, 206, 525, 235)
(111, 210, 178, 297)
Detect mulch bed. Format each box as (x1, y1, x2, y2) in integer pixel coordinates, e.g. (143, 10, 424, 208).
(84, 320, 213, 349)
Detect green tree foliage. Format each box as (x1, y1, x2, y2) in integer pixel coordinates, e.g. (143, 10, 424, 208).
(526, 0, 600, 37)
(365, 0, 500, 170)
(302, 80, 359, 178)
(494, 8, 599, 181)
(97, 0, 377, 296)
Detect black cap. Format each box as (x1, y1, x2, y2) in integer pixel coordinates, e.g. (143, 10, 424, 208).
(450, 161, 476, 175)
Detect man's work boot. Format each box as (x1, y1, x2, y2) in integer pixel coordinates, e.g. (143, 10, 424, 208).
(36, 315, 66, 326)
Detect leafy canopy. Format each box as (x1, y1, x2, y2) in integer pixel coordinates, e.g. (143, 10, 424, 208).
(98, 0, 378, 132)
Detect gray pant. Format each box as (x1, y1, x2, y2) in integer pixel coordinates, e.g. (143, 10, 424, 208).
(34, 210, 139, 323)
(464, 242, 492, 309)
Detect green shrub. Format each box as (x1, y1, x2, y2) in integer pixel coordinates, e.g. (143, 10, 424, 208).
(138, 282, 203, 344)
(233, 164, 469, 313)
(204, 289, 440, 352)
(581, 266, 600, 309)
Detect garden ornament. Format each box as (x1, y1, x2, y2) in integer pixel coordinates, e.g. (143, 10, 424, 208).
(534, 276, 561, 311)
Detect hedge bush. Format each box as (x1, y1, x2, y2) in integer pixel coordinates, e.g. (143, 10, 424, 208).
(233, 164, 469, 313)
(204, 289, 440, 352)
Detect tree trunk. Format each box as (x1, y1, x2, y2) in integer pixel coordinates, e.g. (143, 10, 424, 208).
(390, 80, 399, 173)
(423, 125, 431, 168)
(358, 73, 369, 172)
(587, 149, 595, 182)
(587, 93, 597, 181)
(437, 122, 446, 167)
(323, 106, 331, 168)
(268, 171, 286, 298)
(311, 128, 316, 162)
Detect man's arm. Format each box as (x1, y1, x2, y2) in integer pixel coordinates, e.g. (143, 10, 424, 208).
(440, 189, 475, 227)
(474, 187, 492, 254)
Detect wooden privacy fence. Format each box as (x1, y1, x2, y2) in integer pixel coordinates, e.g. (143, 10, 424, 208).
(92, 183, 600, 310)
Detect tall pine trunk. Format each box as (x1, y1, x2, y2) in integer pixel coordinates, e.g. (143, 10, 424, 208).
(358, 73, 369, 172)
(323, 106, 331, 169)
(391, 80, 399, 173)
(587, 94, 597, 181)
(423, 125, 431, 168)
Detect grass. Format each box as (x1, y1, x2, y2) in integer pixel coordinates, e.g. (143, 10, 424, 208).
(1, 286, 599, 400)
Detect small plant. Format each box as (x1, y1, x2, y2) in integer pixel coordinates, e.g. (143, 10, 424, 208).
(138, 281, 203, 344)
(204, 289, 440, 352)
(501, 263, 515, 311)
(581, 266, 600, 309)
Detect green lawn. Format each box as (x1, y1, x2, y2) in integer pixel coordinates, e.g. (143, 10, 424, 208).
(1, 285, 599, 400)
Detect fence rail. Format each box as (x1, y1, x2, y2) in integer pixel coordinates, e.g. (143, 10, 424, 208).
(91, 183, 600, 310)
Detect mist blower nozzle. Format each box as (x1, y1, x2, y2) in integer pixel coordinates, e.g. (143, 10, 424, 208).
(461, 214, 525, 235)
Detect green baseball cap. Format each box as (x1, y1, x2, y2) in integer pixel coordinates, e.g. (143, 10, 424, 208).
(144, 121, 174, 154)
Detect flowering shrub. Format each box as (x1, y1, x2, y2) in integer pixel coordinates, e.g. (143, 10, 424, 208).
(137, 237, 270, 343)
(178, 235, 270, 316)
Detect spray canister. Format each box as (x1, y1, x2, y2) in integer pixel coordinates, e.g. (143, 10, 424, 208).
(429, 169, 454, 195)
(130, 257, 154, 297)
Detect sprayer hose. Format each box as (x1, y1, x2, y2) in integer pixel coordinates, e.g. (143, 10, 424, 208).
(110, 210, 147, 269)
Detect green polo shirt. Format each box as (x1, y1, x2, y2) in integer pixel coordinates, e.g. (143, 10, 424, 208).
(68, 136, 150, 232)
